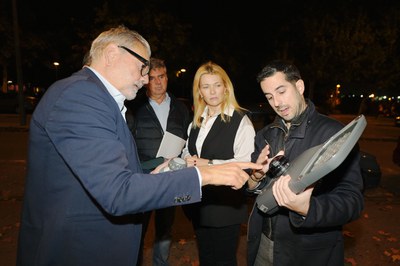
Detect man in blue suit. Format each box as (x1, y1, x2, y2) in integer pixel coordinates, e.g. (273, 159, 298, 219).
(16, 25, 260, 266)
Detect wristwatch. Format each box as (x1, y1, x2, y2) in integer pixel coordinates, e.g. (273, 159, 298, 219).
(208, 159, 213, 165)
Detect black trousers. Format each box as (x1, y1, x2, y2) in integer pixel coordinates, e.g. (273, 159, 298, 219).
(194, 223, 242, 266)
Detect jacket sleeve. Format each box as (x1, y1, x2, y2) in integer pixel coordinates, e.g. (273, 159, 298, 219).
(45, 80, 202, 215)
(290, 145, 364, 228)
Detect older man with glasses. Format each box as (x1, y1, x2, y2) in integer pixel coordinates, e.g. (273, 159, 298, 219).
(16, 25, 261, 266)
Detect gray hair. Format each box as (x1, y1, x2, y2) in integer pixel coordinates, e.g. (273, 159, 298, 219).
(150, 58, 166, 71)
(89, 25, 151, 65)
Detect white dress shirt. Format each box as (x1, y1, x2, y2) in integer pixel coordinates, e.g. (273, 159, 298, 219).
(86, 66, 127, 120)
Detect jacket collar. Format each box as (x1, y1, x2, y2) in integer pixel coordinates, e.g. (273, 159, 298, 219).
(269, 99, 316, 139)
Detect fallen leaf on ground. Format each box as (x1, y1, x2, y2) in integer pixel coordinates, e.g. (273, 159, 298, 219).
(392, 254, 400, 262)
(343, 230, 354, 238)
(178, 239, 187, 245)
(344, 257, 357, 266)
(372, 236, 382, 242)
(378, 230, 390, 236)
(380, 205, 393, 211)
(387, 236, 398, 242)
(391, 248, 399, 254)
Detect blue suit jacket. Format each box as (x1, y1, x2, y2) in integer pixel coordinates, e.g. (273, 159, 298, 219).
(17, 68, 201, 266)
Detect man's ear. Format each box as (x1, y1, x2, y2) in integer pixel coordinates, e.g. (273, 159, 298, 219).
(104, 44, 119, 66)
(296, 79, 305, 95)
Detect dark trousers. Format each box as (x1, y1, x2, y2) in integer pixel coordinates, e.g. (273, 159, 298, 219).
(194, 223, 242, 266)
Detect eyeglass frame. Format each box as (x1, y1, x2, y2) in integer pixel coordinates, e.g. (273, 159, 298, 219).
(118, 45, 150, 76)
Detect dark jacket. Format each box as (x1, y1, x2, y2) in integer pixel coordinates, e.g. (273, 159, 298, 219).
(247, 100, 364, 266)
(129, 93, 191, 164)
(17, 68, 201, 266)
(185, 111, 248, 227)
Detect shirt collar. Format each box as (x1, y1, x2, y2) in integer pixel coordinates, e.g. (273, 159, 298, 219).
(86, 66, 126, 111)
(201, 104, 234, 118)
(149, 92, 170, 105)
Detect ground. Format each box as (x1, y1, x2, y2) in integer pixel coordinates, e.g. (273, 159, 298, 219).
(1, 114, 400, 265)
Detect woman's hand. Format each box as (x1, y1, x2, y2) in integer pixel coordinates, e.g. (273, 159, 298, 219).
(185, 155, 210, 167)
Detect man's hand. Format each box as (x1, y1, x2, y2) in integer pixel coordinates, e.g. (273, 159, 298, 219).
(150, 158, 171, 174)
(272, 175, 314, 216)
(256, 145, 271, 173)
(248, 147, 285, 189)
(258, 148, 285, 174)
(198, 162, 262, 190)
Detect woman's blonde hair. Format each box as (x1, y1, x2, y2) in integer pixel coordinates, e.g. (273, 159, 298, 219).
(191, 61, 246, 128)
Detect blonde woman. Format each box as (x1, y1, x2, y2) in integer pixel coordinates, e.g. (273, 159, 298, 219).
(181, 61, 255, 265)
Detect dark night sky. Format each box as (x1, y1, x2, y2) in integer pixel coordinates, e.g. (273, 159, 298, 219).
(10, 0, 286, 90)
(5, 0, 400, 102)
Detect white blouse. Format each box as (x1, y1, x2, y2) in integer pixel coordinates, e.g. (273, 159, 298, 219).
(181, 105, 255, 164)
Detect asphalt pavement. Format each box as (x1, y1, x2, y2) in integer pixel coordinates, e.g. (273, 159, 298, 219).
(0, 113, 399, 265)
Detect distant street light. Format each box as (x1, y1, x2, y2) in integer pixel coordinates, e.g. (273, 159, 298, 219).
(175, 68, 187, 97)
(53, 62, 60, 79)
(176, 68, 186, 77)
(335, 84, 341, 106)
(336, 84, 341, 95)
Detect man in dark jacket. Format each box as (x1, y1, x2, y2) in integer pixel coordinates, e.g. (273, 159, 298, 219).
(127, 58, 191, 265)
(246, 60, 364, 265)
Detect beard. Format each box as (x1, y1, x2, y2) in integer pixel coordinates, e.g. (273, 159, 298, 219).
(125, 84, 142, 101)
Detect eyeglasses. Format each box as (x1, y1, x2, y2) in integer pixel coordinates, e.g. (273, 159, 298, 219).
(118, 45, 150, 76)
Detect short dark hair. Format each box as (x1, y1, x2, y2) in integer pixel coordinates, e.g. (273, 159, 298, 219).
(256, 60, 301, 84)
(150, 58, 166, 71)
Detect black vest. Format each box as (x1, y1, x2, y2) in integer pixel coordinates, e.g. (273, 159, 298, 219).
(130, 95, 190, 163)
(186, 110, 248, 227)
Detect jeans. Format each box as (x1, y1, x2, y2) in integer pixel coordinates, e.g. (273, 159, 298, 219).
(138, 206, 176, 266)
(153, 206, 176, 265)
